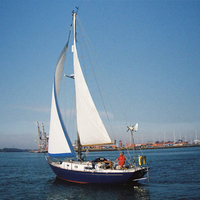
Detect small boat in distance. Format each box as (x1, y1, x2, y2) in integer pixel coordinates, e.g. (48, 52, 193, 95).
(46, 10, 149, 184)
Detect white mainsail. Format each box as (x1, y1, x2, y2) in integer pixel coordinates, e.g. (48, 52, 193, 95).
(48, 43, 76, 157)
(73, 13, 112, 146)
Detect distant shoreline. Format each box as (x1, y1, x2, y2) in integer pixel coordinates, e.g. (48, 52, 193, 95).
(78, 144, 200, 152)
(29, 144, 200, 153)
(1, 144, 199, 153)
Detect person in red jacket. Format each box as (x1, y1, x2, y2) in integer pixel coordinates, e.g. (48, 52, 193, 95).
(116, 152, 126, 168)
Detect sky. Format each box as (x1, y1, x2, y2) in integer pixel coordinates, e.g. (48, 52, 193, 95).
(0, 0, 200, 149)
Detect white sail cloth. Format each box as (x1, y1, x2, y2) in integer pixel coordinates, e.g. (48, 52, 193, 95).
(48, 44, 76, 157)
(73, 14, 112, 146)
(48, 13, 112, 158)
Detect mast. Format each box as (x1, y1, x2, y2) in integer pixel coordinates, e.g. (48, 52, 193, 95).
(131, 130, 136, 166)
(127, 123, 138, 166)
(73, 11, 82, 161)
(77, 131, 82, 161)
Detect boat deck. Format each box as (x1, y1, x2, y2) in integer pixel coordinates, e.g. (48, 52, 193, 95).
(49, 160, 146, 174)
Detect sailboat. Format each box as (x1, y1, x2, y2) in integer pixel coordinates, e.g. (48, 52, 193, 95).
(46, 10, 149, 184)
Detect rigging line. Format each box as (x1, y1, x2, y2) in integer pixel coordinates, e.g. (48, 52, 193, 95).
(76, 16, 116, 139)
(76, 16, 126, 139)
(78, 18, 125, 140)
(75, 23, 87, 82)
(77, 16, 129, 125)
(76, 19, 124, 133)
(133, 135, 144, 156)
(127, 134, 139, 162)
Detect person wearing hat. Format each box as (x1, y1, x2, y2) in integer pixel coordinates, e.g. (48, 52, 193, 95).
(116, 152, 126, 168)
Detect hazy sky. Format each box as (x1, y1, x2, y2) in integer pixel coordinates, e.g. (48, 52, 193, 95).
(0, 0, 200, 149)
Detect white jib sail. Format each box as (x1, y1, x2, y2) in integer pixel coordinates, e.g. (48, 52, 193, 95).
(73, 13, 112, 146)
(48, 44, 76, 157)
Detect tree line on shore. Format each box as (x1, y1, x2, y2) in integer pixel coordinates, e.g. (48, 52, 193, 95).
(0, 148, 31, 152)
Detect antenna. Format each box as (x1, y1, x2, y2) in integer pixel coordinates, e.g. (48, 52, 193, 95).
(75, 6, 79, 14)
(72, 7, 79, 16)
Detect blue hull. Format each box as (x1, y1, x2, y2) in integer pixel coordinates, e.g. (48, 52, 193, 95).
(49, 163, 148, 184)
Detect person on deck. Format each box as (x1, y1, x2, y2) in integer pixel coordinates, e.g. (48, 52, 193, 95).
(116, 152, 126, 168)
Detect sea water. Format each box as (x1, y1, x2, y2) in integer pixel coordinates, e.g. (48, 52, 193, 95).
(0, 147, 200, 199)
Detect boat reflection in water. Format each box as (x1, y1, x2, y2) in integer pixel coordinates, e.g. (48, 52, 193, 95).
(46, 178, 150, 200)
